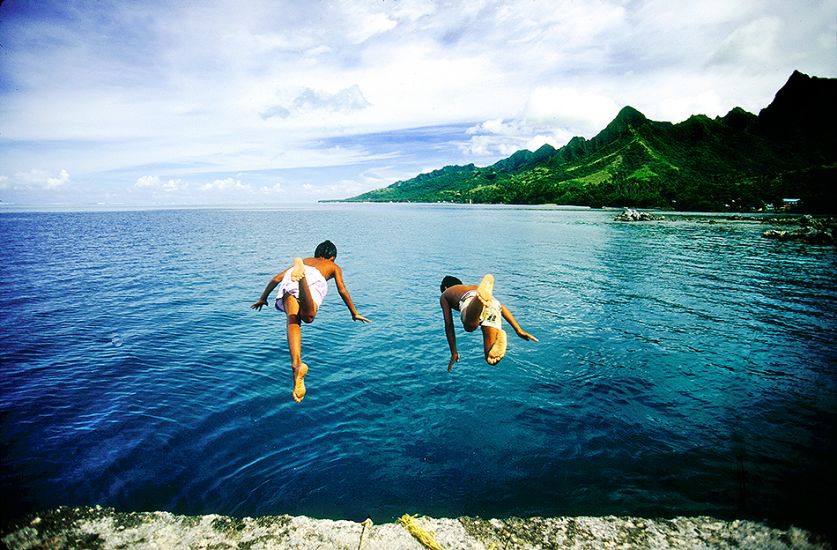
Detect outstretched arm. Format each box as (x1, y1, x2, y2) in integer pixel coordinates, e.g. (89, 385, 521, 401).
(334, 265, 371, 323)
(501, 304, 539, 342)
(251, 269, 288, 310)
(440, 296, 460, 371)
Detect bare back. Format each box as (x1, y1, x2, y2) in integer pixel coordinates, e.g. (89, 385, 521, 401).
(301, 256, 354, 300)
(441, 284, 478, 311)
(302, 257, 339, 280)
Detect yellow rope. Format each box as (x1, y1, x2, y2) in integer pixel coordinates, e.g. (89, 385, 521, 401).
(398, 514, 446, 550)
(357, 517, 373, 550)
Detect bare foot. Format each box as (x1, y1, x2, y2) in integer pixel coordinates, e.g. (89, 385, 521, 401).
(487, 329, 507, 365)
(291, 257, 306, 282)
(476, 274, 494, 306)
(293, 362, 309, 402)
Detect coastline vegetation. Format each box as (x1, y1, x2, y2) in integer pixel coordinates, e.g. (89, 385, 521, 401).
(341, 72, 836, 213)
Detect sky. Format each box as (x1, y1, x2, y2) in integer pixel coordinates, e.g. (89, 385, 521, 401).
(0, 0, 834, 206)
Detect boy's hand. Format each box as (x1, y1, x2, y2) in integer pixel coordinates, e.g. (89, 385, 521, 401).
(517, 330, 539, 342)
(447, 352, 460, 372)
(352, 313, 371, 323)
(251, 299, 268, 311)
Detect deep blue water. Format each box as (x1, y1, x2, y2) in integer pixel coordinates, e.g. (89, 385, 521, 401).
(1, 204, 835, 536)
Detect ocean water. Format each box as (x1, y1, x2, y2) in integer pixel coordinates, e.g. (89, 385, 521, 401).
(1, 204, 835, 536)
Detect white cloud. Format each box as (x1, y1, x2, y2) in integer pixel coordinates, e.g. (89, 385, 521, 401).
(131, 175, 288, 203)
(135, 176, 159, 188)
(259, 105, 291, 120)
(0, 176, 9, 190)
(47, 169, 70, 188)
(135, 176, 187, 192)
(9, 169, 71, 190)
(260, 85, 371, 120)
(295, 85, 370, 112)
(346, 11, 397, 44)
(523, 87, 620, 135)
(708, 16, 782, 70)
(256, 182, 283, 194)
(658, 90, 727, 122)
(0, 0, 834, 205)
(305, 45, 333, 57)
(202, 177, 251, 192)
(296, 178, 380, 201)
(459, 87, 620, 158)
(461, 120, 577, 159)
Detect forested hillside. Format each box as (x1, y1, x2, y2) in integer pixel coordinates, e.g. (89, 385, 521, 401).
(343, 72, 836, 212)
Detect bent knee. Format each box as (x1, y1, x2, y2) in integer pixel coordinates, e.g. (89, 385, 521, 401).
(463, 324, 479, 333)
(301, 314, 316, 324)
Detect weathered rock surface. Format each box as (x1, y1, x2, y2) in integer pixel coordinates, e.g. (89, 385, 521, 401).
(762, 215, 835, 243)
(614, 208, 665, 222)
(1, 506, 831, 549)
(762, 227, 834, 243)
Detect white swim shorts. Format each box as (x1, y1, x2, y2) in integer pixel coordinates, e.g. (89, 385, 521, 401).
(459, 290, 503, 330)
(274, 265, 329, 312)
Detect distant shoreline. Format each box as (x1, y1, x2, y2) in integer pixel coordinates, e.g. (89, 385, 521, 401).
(1, 200, 825, 216)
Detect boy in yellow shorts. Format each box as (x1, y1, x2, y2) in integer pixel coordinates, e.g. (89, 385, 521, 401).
(439, 274, 538, 371)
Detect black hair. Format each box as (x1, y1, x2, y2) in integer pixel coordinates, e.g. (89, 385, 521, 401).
(314, 240, 337, 259)
(440, 275, 463, 292)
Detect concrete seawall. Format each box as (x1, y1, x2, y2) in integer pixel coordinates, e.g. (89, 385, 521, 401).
(2, 506, 830, 549)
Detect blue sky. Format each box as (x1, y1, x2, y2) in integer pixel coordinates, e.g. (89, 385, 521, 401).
(0, 0, 834, 206)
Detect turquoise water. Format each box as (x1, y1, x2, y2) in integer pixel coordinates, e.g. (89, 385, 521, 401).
(1, 204, 835, 536)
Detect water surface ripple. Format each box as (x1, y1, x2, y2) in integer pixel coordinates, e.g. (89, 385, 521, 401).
(1, 205, 834, 536)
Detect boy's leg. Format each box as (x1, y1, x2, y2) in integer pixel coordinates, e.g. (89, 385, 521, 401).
(283, 294, 309, 403)
(462, 274, 495, 331)
(482, 326, 507, 365)
(291, 257, 318, 324)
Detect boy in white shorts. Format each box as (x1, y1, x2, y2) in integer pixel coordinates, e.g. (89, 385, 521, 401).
(439, 274, 538, 372)
(251, 240, 370, 402)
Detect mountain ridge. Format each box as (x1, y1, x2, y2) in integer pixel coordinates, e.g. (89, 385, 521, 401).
(340, 71, 836, 212)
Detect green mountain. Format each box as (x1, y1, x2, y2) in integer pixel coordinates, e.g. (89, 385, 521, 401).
(343, 71, 836, 212)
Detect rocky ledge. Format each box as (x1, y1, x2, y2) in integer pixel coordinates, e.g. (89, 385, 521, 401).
(761, 215, 835, 244)
(1, 506, 831, 549)
(613, 208, 665, 222)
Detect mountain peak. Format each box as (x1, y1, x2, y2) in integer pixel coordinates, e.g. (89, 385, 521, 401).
(720, 106, 756, 130)
(592, 106, 649, 144)
(614, 105, 648, 124)
(605, 106, 649, 132)
(754, 70, 837, 146)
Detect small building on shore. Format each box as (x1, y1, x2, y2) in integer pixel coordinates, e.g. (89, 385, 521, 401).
(781, 198, 802, 211)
